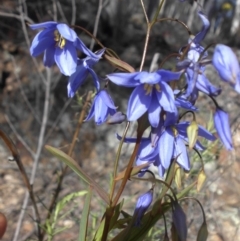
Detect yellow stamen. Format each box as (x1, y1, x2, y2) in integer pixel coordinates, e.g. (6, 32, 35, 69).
(171, 127, 178, 137)
(144, 84, 161, 95)
(54, 30, 66, 49)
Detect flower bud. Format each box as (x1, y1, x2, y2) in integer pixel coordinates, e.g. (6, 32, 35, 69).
(214, 108, 233, 150)
(133, 190, 153, 226)
(172, 202, 187, 241)
(212, 44, 240, 93)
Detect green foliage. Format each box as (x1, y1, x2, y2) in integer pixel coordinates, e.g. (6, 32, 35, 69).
(43, 191, 88, 241)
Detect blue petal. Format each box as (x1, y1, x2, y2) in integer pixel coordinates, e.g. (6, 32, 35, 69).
(95, 95, 108, 124)
(194, 11, 210, 44)
(174, 137, 190, 171)
(159, 128, 174, 169)
(98, 90, 116, 109)
(43, 46, 56, 67)
(214, 109, 233, 150)
(57, 23, 78, 42)
(54, 41, 77, 76)
(156, 69, 182, 82)
(157, 82, 176, 112)
(107, 72, 141, 87)
(198, 125, 216, 141)
(29, 21, 57, 30)
(139, 72, 161, 84)
(164, 112, 178, 126)
(157, 163, 165, 177)
(30, 28, 55, 56)
(85, 48, 105, 67)
(148, 91, 161, 128)
(67, 65, 88, 98)
(127, 85, 150, 121)
(196, 74, 221, 96)
(84, 99, 95, 122)
(212, 44, 240, 85)
(87, 67, 100, 91)
(75, 38, 99, 59)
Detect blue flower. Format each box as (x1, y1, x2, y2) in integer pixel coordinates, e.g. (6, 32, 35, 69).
(177, 11, 213, 98)
(30, 21, 97, 76)
(212, 44, 240, 93)
(117, 113, 216, 176)
(214, 108, 233, 150)
(107, 70, 182, 128)
(185, 68, 221, 97)
(67, 49, 105, 98)
(172, 201, 187, 241)
(133, 190, 153, 226)
(140, 113, 216, 171)
(85, 90, 117, 125)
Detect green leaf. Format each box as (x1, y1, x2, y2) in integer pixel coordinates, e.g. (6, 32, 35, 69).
(93, 218, 105, 241)
(197, 221, 208, 241)
(79, 186, 93, 241)
(109, 199, 124, 231)
(45, 145, 109, 204)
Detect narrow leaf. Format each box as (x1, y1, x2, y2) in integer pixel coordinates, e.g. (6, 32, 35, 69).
(79, 186, 93, 241)
(104, 54, 135, 73)
(45, 145, 109, 204)
(109, 199, 124, 230)
(94, 217, 105, 241)
(115, 163, 150, 181)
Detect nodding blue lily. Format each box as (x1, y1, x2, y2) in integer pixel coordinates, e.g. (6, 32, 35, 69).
(85, 90, 117, 125)
(212, 44, 240, 93)
(107, 70, 182, 128)
(30, 21, 97, 76)
(133, 190, 153, 226)
(67, 49, 105, 98)
(214, 108, 233, 150)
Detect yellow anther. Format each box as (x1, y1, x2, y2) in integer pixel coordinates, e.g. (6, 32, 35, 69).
(53, 30, 66, 49)
(144, 84, 153, 95)
(171, 127, 178, 137)
(222, 3, 232, 11)
(144, 84, 161, 95)
(155, 84, 161, 92)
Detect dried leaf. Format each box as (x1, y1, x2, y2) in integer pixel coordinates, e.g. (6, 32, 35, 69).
(197, 169, 206, 192)
(187, 121, 198, 150)
(104, 54, 135, 73)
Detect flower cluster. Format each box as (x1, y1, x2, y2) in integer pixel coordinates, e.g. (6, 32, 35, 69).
(29, 21, 116, 123)
(27, 0, 240, 232)
(29, 6, 237, 177)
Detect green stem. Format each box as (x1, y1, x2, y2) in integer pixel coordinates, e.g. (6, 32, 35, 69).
(109, 122, 130, 201)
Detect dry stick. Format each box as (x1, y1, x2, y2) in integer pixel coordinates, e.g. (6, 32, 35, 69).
(4, 115, 35, 159)
(52, 0, 58, 22)
(70, 0, 76, 26)
(0, 130, 41, 239)
(56, 1, 68, 24)
(90, 0, 103, 50)
(0, 11, 34, 24)
(12, 68, 52, 241)
(40, 91, 93, 240)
